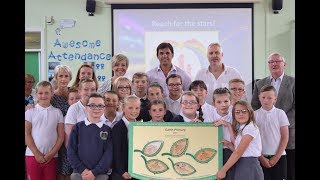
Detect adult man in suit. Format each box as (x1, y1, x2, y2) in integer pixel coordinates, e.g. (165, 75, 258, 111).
(251, 52, 295, 180)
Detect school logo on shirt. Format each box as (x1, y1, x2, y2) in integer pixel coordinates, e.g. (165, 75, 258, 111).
(100, 131, 108, 140)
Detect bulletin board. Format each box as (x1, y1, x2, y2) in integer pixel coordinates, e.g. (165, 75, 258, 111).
(129, 122, 223, 180)
(45, 18, 113, 85)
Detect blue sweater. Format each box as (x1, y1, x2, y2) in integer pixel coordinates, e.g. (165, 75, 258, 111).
(67, 121, 113, 176)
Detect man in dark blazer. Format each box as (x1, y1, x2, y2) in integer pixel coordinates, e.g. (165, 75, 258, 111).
(251, 52, 295, 180)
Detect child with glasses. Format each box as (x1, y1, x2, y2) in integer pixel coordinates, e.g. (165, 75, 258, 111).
(228, 78, 247, 106)
(164, 74, 183, 116)
(25, 81, 64, 180)
(67, 92, 113, 180)
(171, 91, 203, 122)
(111, 95, 141, 180)
(112, 76, 132, 112)
(189, 80, 215, 122)
(255, 85, 289, 180)
(217, 100, 263, 180)
(211, 87, 235, 180)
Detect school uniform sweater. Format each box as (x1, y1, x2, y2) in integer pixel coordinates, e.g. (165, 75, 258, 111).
(67, 120, 113, 176)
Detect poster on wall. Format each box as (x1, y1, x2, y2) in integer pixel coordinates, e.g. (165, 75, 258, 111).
(48, 62, 60, 81)
(45, 19, 112, 86)
(128, 122, 223, 180)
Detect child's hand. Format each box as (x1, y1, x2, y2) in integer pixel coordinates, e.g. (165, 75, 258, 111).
(216, 169, 226, 180)
(34, 153, 46, 164)
(81, 169, 90, 177)
(269, 155, 280, 166)
(191, 118, 202, 122)
(43, 153, 54, 164)
(25, 104, 35, 111)
(220, 139, 234, 150)
(214, 119, 227, 127)
(122, 172, 132, 179)
(259, 156, 272, 168)
(82, 170, 95, 180)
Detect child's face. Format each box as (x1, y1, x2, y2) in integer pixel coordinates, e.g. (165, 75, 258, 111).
(104, 93, 119, 112)
(132, 76, 148, 93)
(258, 90, 277, 110)
(123, 99, 141, 121)
(79, 82, 96, 102)
(113, 60, 127, 77)
(229, 82, 245, 102)
(147, 87, 163, 101)
(149, 104, 166, 122)
(117, 81, 131, 99)
(234, 104, 249, 124)
(86, 97, 105, 119)
(180, 95, 200, 117)
(79, 67, 93, 80)
(68, 92, 80, 105)
(167, 77, 182, 97)
(213, 94, 231, 116)
(36, 85, 53, 106)
(191, 87, 207, 103)
(56, 70, 71, 88)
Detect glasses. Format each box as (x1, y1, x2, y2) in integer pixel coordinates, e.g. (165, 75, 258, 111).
(168, 83, 182, 88)
(118, 86, 130, 90)
(181, 100, 198, 105)
(86, 104, 105, 110)
(234, 109, 248, 115)
(268, 60, 283, 64)
(230, 88, 244, 92)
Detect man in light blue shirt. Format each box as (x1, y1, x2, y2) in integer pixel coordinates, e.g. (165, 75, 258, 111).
(146, 42, 191, 97)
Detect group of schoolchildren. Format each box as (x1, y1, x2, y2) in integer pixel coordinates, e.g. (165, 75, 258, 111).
(25, 55, 289, 180)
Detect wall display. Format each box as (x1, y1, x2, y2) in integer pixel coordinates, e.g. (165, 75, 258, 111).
(46, 18, 112, 85)
(112, 4, 253, 100)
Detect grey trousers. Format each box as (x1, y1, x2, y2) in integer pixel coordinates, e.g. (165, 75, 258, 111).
(70, 172, 109, 180)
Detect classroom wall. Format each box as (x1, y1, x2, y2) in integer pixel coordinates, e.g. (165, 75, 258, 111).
(25, 0, 295, 82)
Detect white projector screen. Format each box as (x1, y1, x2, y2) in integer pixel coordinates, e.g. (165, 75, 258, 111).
(112, 4, 253, 100)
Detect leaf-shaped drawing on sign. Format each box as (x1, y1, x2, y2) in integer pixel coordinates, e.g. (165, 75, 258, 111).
(134, 140, 164, 157)
(161, 138, 188, 157)
(168, 157, 196, 176)
(140, 155, 169, 174)
(186, 148, 217, 164)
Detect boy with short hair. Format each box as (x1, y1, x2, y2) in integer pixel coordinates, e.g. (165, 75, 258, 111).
(255, 85, 289, 180)
(131, 72, 149, 108)
(67, 92, 113, 180)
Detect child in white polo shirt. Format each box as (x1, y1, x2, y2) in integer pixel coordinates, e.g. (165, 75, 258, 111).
(255, 85, 289, 180)
(25, 81, 64, 180)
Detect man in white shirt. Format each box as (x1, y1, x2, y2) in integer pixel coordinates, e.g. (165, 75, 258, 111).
(194, 43, 243, 104)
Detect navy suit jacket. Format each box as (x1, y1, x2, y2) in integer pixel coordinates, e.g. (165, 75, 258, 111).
(111, 119, 128, 175)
